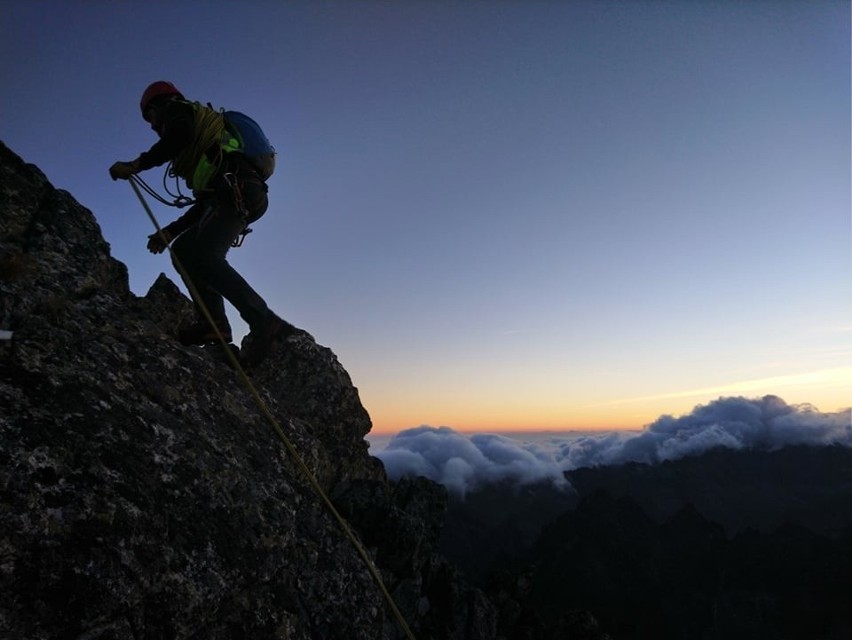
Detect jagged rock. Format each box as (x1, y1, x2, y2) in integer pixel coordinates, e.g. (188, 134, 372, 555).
(250, 329, 384, 488)
(0, 141, 503, 639)
(0, 140, 388, 638)
(332, 477, 506, 639)
(333, 476, 447, 577)
(143, 272, 196, 335)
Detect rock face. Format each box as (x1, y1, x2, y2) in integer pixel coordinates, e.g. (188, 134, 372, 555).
(0, 142, 505, 639)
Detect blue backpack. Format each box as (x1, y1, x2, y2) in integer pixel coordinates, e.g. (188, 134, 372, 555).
(223, 110, 276, 180)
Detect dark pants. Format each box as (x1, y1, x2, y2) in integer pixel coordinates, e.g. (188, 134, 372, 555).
(171, 170, 270, 332)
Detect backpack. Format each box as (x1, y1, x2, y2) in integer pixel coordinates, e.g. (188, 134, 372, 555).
(223, 110, 276, 180)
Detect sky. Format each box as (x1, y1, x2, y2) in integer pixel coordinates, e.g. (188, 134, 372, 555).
(3, 1, 850, 434)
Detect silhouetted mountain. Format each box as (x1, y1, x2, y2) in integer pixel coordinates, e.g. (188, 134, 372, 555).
(439, 481, 577, 584)
(441, 445, 852, 639)
(528, 491, 852, 639)
(566, 445, 852, 535)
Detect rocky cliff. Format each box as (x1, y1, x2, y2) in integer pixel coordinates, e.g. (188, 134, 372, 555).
(0, 141, 531, 640)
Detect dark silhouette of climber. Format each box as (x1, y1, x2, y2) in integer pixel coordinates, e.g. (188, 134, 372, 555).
(109, 81, 293, 364)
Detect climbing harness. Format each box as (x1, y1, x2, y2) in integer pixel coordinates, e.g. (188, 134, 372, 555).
(128, 175, 417, 640)
(222, 172, 247, 217)
(231, 226, 252, 248)
(132, 169, 252, 247)
(135, 99, 263, 246)
(221, 171, 253, 248)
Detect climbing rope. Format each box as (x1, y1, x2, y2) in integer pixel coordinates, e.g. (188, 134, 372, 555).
(131, 171, 194, 208)
(171, 102, 228, 186)
(128, 176, 417, 640)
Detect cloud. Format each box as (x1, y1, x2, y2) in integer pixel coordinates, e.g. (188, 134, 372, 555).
(377, 426, 570, 497)
(595, 395, 852, 466)
(375, 396, 852, 495)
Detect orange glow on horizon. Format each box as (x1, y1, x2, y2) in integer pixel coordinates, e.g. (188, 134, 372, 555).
(365, 369, 852, 436)
(367, 408, 660, 435)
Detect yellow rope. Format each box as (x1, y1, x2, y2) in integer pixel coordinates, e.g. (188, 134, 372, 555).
(171, 102, 227, 189)
(128, 178, 417, 640)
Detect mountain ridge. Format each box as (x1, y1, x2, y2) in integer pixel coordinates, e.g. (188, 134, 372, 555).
(3, 141, 565, 640)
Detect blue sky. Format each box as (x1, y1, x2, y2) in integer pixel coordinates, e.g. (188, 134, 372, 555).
(3, 1, 850, 432)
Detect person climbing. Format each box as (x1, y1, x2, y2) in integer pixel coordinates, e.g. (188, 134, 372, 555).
(109, 80, 293, 365)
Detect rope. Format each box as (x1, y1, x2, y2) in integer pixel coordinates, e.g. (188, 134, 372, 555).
(128, 177, 417, 640)
(131, 172, 194, 208)
(172, 103, 227, 188)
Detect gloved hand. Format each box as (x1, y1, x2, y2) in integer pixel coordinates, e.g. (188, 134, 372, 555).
(146, 228, 173, 254)
(109, 160, 139, 181)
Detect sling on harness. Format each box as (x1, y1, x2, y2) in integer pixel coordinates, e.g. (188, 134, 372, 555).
(131, 170, 194, 209)
(222, 171, 253, 248)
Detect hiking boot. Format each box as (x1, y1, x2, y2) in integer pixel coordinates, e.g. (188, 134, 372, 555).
(177, 320, 233, 346)
(241, 314, 296, 366)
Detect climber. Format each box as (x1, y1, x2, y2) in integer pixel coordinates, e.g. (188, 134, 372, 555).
(109, 81, 293, 365)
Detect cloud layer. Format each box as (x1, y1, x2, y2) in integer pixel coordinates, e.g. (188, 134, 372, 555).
(375, 395, 852, 495)
(377, 427, 571, 497)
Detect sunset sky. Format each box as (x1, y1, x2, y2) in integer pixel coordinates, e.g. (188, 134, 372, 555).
(3, 1, 850, 433)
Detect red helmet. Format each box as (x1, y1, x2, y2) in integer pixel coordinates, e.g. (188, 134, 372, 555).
(140, 81, 183, 120)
